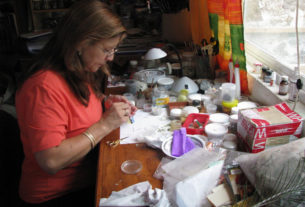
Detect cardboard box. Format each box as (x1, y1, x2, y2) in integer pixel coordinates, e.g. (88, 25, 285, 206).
(237, 102, 303, 153)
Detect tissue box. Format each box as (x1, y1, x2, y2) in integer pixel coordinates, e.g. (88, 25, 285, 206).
(237, 102, 303, 153)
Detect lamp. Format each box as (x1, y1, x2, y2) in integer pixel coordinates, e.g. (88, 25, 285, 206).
(144, 48, 167, 60)
(144, 44, 183, 76)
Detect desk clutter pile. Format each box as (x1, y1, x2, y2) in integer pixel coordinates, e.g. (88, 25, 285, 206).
(102, 75, 305, 207)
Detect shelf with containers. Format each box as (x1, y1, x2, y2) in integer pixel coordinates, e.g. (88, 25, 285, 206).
(29, 0, 78, 31)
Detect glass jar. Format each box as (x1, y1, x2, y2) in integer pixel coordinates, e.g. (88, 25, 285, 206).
(279, 76, 289, 96)
(182, 51, 195, 78)
(152, 87, 169, 108)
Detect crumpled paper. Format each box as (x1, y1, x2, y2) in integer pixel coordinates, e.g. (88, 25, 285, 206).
(120, 109, 172, 149)
(99, 181, 170, 207)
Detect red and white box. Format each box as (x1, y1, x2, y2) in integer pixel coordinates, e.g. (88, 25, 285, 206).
(237, 102, 303, 153)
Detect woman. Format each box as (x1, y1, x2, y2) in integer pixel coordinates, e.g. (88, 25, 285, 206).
(15, 0, 136, 206)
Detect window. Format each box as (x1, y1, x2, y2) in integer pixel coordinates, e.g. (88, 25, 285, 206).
(244, 0, 305, 80)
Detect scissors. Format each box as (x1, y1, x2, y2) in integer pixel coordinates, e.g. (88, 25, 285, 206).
(106, 137, 128, 148)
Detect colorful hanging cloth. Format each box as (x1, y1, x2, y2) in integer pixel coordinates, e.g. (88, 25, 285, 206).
(207, 0, 249, 94)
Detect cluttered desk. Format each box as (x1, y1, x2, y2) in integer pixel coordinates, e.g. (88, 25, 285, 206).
(95, 81, 305, 207)
(94, 38, 305, 206)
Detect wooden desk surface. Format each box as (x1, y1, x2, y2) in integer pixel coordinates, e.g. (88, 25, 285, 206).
(94, 128, 163, 207)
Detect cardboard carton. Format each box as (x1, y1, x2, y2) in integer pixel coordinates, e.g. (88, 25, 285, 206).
(237, 102, 303, 153)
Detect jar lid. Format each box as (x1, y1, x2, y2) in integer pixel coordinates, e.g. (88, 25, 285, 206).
(222, 99, 238, 108)
(182, 106, 199, 116)
(188, 93, 202, 101)
(170, 108, 182, 117)
(209, 113, 230, 124)
(229, 114, 238, 123)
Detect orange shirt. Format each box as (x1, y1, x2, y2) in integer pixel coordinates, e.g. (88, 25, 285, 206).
(16, 70, 102, 203)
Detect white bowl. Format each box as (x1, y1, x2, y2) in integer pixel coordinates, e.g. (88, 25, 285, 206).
(205, 123, 228, 139)
(171, 76, 199, 94)
(188, 93, 202, 102)
(170, 108, 182, 118)
(209, 113, 230, 124)
(182, 106, 199, 117)
(161, 136, 206, 158)
(134, 69, 165, 84)
(237, 101, 257, 110)
(157, 77, 174, 90)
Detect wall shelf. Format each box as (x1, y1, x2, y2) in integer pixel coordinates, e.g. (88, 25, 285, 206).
(32, 8, 69, 13)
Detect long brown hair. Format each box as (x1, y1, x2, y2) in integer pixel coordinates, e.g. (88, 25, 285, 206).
(19, 0, 126, 106)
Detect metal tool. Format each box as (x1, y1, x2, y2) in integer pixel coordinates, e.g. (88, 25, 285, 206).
(106, 137, 128, 148)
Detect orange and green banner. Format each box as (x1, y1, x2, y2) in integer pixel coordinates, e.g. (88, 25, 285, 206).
(207, 0, 248, 94)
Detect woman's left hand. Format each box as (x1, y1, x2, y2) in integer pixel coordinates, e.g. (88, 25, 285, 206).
(104, 95, 137, 116)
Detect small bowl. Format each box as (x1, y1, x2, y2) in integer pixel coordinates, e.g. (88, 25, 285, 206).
(209, 113, 230, 125)
(170, 108, 182, 119)
(188, 93, 202, 102)
(161, 136, 206, 159)
(121, 160, 142, 174)
(205, 123, 228, 139)
(157, 77, 174, 90)
(181, 106, 199, 117)
(237, 101, 257, 110)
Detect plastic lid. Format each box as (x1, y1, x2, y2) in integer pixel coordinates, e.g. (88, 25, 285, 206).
(188, 93, 202, 101)
(229, 114, 238, 123)
(170, 108, 182, 117)
(209, 113, 230, 124)
(222, 99, 238, 108)
(182, 106, 199, 116)
(205, 123, 228, 139)
(121, 160, 142, 174)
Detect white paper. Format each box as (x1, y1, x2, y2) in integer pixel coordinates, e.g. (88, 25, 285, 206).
(99, 181, 170, 207)
(120, 109, 172, 147)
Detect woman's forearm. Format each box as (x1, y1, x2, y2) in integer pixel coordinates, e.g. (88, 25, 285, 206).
(35, 120, 113, 175)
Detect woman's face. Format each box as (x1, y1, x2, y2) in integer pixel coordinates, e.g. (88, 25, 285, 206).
(79, 36, 121, 73)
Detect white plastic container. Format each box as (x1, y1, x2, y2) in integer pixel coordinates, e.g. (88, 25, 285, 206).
(205, 123, 228, 139)
(221, 83, 236, 102)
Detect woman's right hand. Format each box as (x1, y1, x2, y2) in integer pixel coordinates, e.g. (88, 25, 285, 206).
(99, 102, 132, 132)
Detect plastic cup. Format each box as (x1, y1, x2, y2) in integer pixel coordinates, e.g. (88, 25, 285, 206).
(206, 103, 217, 114)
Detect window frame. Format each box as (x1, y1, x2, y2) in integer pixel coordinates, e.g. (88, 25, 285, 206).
(243, 0, 305, 87)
